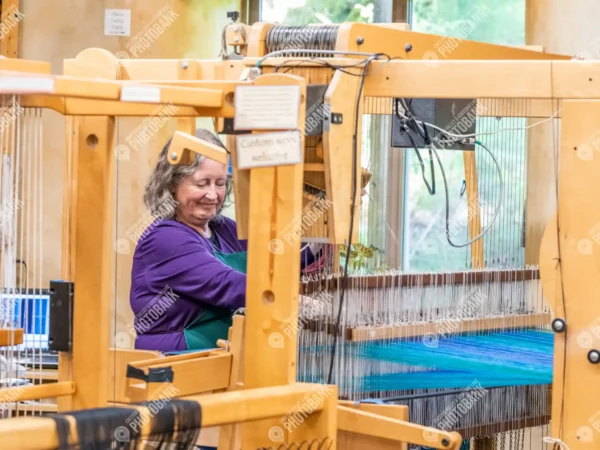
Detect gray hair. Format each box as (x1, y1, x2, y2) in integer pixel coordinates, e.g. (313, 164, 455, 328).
(143, 128, 232, 222)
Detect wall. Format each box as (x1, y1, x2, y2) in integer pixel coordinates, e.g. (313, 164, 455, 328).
(17, 0, 237, 346)
(524, 1, 599, 263)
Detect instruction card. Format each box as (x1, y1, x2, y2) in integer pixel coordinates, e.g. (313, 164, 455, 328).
(237, 131, 302, 170)
(234, 85, 301, 130)
(105, 9, 131, 36)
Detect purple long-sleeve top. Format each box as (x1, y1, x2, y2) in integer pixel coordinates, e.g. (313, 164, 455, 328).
(130, 216, 314, 352)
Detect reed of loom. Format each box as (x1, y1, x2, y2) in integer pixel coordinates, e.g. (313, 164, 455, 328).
(0, 49, 468, 450)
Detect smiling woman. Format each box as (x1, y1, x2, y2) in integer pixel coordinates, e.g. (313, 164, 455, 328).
(130, 129, 315, 353)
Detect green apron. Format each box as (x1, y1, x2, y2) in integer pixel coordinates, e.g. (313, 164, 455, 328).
(183, 250, 247, 351)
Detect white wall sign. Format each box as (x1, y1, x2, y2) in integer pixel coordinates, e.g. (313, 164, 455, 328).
(234, 85, 301, 130)
(237, 131, 302, 170)
(105, 9, 131, 36)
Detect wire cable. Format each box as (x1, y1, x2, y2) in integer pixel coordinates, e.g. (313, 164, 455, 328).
(398, 108, 562, 140)
(256, 49, 383, 67)
(430, 140, 503, 248)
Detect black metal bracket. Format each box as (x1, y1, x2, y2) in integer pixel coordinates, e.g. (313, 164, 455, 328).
(331, 113, 343, 125)
(48, 280, 74, 352)
(126, 365, 174, 383)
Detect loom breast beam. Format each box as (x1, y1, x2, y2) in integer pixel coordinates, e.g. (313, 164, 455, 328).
(0, 383, 336, 450)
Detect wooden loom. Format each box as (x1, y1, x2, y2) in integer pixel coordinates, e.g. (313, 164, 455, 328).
(0, 21, 592, 450)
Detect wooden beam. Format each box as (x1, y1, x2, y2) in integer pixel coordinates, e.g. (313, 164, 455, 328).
(241, 74, 331, 448)
(348, 313, 551, 342)
(337, 406, 462, 450)
(0, 383, 334, 450)
(323, 70, 363, 244)
(464, 152, 484, 268)
(0, 381, 75, 403)
(548, 100, 600, 448)
(0, 328, 22, 346)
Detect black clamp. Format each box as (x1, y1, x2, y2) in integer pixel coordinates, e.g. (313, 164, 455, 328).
(331, 113, 343, 125)
(126, 365, 174, 383)
(48, 280, 74, 352)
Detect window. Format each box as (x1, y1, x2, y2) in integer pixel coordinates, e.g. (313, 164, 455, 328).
(401, 0, 527, 272)
(260, 0, 391, 25)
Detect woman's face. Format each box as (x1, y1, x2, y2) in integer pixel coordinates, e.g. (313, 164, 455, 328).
(174, 158, 228, 227)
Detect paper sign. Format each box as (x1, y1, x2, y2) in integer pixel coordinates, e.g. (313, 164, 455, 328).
(105, 9, 131, 36)
(0, 77, 54, 93)
(121, 86, 161, 103)
(234, 85, 301, 130)
(237, 131, 302, 169)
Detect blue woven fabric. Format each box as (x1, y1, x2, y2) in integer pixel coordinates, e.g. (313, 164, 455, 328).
(299, 330, 553, 391)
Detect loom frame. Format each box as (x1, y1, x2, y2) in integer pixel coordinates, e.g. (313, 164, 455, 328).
(0, 21, 586, 450)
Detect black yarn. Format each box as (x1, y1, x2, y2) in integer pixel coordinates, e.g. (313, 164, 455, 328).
(44, 399, 201, 450)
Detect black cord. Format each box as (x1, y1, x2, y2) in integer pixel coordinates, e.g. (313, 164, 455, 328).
(274, 55, 390, 77)
(326, 54, 379, 385)
(394, 98, 435, 195)
(405, 130, 435, 195)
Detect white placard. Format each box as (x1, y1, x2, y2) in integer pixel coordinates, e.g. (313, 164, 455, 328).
(234, 85, 301, 130)
(104, 9, 131, 36)
(120, 86, 161, 103)
(0, 77, 54, 93)
(237, 131, 302, 169)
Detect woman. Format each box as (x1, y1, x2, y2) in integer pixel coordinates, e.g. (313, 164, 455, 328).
(130, 129, 314, 353)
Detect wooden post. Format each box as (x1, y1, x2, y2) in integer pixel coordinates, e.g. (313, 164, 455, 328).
(60, 51, 118, 410)
(463, 152, 484, 268)
(546, 100, 600, 449)
(240, 73, 337, 447)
